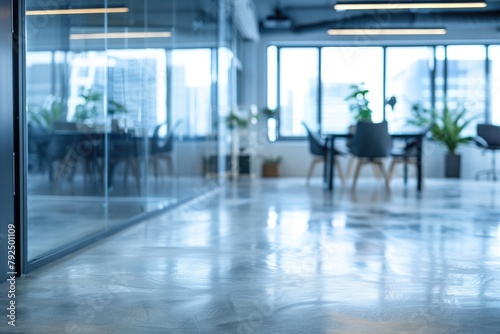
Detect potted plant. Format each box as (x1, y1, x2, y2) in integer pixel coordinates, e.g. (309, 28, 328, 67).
(408, 102, 477, 178)
(262, 156, 282, 177)
(345, 83, 373, 122)
(27, 95, 63, 130)
(225, 112, 251, 129)
(73, 87, 101, 124)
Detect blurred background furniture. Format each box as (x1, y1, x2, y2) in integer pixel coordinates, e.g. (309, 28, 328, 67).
(388, 125, 431, 185)
(302, 121, 345, 186)
(474, 123, 500, 181)
(347, 121, 393, 190)
(27, 123, 50, 173)
(149, 120, 182, 178)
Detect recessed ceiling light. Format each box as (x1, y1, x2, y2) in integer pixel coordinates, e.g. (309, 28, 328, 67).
(26, 7, 129, 16)
(327, 28, 447, 35)
(334, 2, 487, 10)
(70, 32, 172, 40)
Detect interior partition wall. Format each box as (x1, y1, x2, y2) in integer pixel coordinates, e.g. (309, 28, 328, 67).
(23, 0, 228, 271)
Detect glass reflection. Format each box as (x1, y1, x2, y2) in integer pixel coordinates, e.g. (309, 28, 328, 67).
(25, 0, 223, 262)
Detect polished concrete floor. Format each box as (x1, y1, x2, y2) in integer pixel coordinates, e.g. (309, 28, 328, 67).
(3, 177, 500, 333)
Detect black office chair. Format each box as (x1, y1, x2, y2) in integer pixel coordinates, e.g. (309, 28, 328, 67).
(149, 120, 182, 177)
(474, 123, 500, 181)
(388, 124, 431, 184)
(302, 121, 345, 186)
(347, 120, 393, 190)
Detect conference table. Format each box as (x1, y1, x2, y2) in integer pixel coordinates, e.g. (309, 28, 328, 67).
(324, 131, 426, 191)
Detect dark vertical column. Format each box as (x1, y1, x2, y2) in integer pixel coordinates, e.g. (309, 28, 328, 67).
(317, 47, 322, 130)
(485, 45, 490, 123)
(0, 0, 17, 283)
(382, 47, 387, 121)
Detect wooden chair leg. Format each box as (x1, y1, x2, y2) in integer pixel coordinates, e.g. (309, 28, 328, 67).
(306, 161, 315, 186)
(376, 161, 391, 190)
(351, 160, 363, 191)
(388, 159, 397, 180)
(371, 163, 381, 179)
(166, 156, 174, 176)
(346, 156, 356, 178)
(306, 158, 323, 185)
(335, 158, 345, 186)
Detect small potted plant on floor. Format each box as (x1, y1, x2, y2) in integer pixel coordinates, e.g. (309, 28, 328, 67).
(262, 156, 282, 177)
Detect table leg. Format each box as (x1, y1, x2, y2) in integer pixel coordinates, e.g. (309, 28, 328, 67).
(416, 137, 423, 191)
(328, 136, 335, 190)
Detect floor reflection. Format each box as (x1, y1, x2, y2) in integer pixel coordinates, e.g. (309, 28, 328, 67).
(27, 173, 210, 261)
(10, 178, 500, 333)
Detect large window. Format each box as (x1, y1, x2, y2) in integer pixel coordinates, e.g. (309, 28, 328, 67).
(171, 48, 213, 137)
(446, 45, 486, 124)
(321, 47, 383, 133)
(268, 44, 496, 138)
(278, 48, 319, 136)
(385, 47, 434, 132)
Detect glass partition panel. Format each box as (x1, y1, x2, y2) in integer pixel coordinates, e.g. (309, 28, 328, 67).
(25, 1, 110, 260)
(171, 0, 220, 199)
(321, 47, 383, 133)
(25, 0, 221, 263)
(385, 47, 434, 132)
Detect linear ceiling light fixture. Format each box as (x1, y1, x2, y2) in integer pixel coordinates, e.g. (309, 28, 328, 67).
(334, 2, 487, 10)
(70, 32, 172, 40)
(26, 7, 129, 16)
(327, 28, 447, 35)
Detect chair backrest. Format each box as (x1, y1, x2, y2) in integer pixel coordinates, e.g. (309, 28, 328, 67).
(477, 124, 500, 147)
(302, 121, 326, 156)
(348, 121, 392, 158)
(151, 120, 182, 154)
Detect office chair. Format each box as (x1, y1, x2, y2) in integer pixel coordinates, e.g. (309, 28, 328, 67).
(474, 123, 500, 181)
(149, 120, 182, 177)
(347, 120, 393, 190)
(302, 121, 345, 186)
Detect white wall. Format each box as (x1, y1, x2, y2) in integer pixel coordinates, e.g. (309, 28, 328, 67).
(255, 138, 492, 180)
(170, 135, 493, 181)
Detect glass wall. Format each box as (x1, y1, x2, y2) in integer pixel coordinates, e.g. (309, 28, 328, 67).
(25, 0, 225, 263)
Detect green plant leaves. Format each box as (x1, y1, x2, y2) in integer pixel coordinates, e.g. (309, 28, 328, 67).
(345, 83, 373, 121)
(409, 103, 478, 155)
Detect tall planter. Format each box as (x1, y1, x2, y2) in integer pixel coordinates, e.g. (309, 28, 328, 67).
(445, 153, 461, 178)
